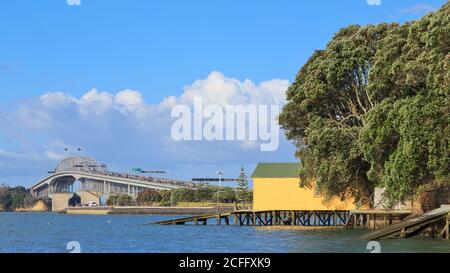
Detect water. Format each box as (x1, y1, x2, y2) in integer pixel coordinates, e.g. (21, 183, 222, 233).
(0, 212, 448, 253)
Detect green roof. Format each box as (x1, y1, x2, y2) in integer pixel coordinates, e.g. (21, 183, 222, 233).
(251, 163, 300, 178)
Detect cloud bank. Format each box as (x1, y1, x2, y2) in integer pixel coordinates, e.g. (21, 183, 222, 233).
(0, 71, 294, 185)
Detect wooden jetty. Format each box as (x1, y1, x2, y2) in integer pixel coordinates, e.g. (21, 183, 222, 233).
(345, 209, 413, 230)
(152, 205, 450, 240)
(360, 205, 450, 240)
(153, 213, 232, 225)
(152, 210, 351, 227)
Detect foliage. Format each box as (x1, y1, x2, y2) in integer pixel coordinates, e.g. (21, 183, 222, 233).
(0, 186, 34, 210)
(158, 187, 239, 205)
(106, 194, 135, 206)
(172, 188, 196, 203)
(194, 187, 215, 203)
(280, 2, 450, 204)
(360, 93, 450, 202)
(136, 189, 161, 206)
(212, 187, 237, 203)
(23, 195, 38, 208)
(159, 190, 173, 206)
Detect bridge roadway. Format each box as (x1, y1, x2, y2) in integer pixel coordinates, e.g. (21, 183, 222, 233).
(32, 170, 192, 195)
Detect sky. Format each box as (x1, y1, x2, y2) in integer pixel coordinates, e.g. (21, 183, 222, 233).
(0, 0, 447, 187)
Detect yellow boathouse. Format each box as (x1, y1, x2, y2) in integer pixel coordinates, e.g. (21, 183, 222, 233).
(251, 163, 357, 212)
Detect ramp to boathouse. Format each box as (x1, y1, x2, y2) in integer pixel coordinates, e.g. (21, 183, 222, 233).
(360, 205, 450, 240)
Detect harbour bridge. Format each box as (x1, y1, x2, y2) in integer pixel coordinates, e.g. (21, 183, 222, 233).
(30, 156, 195, 211)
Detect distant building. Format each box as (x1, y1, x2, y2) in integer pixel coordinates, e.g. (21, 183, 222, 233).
(251, 163, 357, 211)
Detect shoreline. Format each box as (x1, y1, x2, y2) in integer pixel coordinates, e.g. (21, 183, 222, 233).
(64, 206, 235, 215)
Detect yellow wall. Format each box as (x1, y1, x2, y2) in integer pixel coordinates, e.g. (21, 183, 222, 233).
(253, 178, 356, 211)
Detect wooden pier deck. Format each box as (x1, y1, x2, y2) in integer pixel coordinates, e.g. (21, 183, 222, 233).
(152, 206, 450, 240)
(153, 213, 232, 225)
(152, 210, 351, 227)
(360, 205, 450, 240)
(345, 209, 413, 230)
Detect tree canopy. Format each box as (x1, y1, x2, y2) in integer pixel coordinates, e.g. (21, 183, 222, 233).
(280, 2, 449, 205)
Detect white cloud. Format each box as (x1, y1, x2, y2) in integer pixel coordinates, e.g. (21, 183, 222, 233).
(114, 89, 148, 117)
(367, 0, 381, 6)
(401, 4, 436, 14)
(78, 89, 114, 116)
(169, 71, 289, 107)
(44, 150, 66, 161)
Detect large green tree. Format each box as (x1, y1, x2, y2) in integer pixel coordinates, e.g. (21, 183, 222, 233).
(280, 2, 449, 204)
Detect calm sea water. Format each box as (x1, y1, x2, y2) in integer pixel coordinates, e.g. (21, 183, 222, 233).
(0, 212, 448, 253)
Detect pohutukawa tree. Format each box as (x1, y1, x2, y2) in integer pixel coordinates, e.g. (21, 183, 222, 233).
(280, 2, 449, 205)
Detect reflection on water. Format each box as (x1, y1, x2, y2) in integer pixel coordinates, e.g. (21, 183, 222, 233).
(0, 212, 448, 253)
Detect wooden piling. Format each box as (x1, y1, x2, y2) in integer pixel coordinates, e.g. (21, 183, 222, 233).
(446, 213, 449, 240)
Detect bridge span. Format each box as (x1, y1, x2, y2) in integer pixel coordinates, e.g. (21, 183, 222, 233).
(30, 156, 195, 211)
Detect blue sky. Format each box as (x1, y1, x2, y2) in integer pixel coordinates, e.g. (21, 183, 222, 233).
(0, 0, 446, 187)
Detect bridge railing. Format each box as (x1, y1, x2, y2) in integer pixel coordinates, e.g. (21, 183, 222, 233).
(32, 169, 197, 192)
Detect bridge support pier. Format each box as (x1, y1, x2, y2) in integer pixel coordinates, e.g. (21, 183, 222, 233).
(79, 191, 101, 206)
(49, 193, 74, 212)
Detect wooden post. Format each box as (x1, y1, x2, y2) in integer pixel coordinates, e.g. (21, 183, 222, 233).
(252, 213, 256, 226)
(234, 214, 238, 226)
(446, 213, 449, 240)
(373, 214, 377, 230)
(291, 211, 296, 226)
(353, 213, 357, 228)
(313, 211, 316, 226)
(333, 211, 337, 226)
(384, 215, 387, 227)
(367, 214, 370, 230)
(400, 227, 406, 238)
